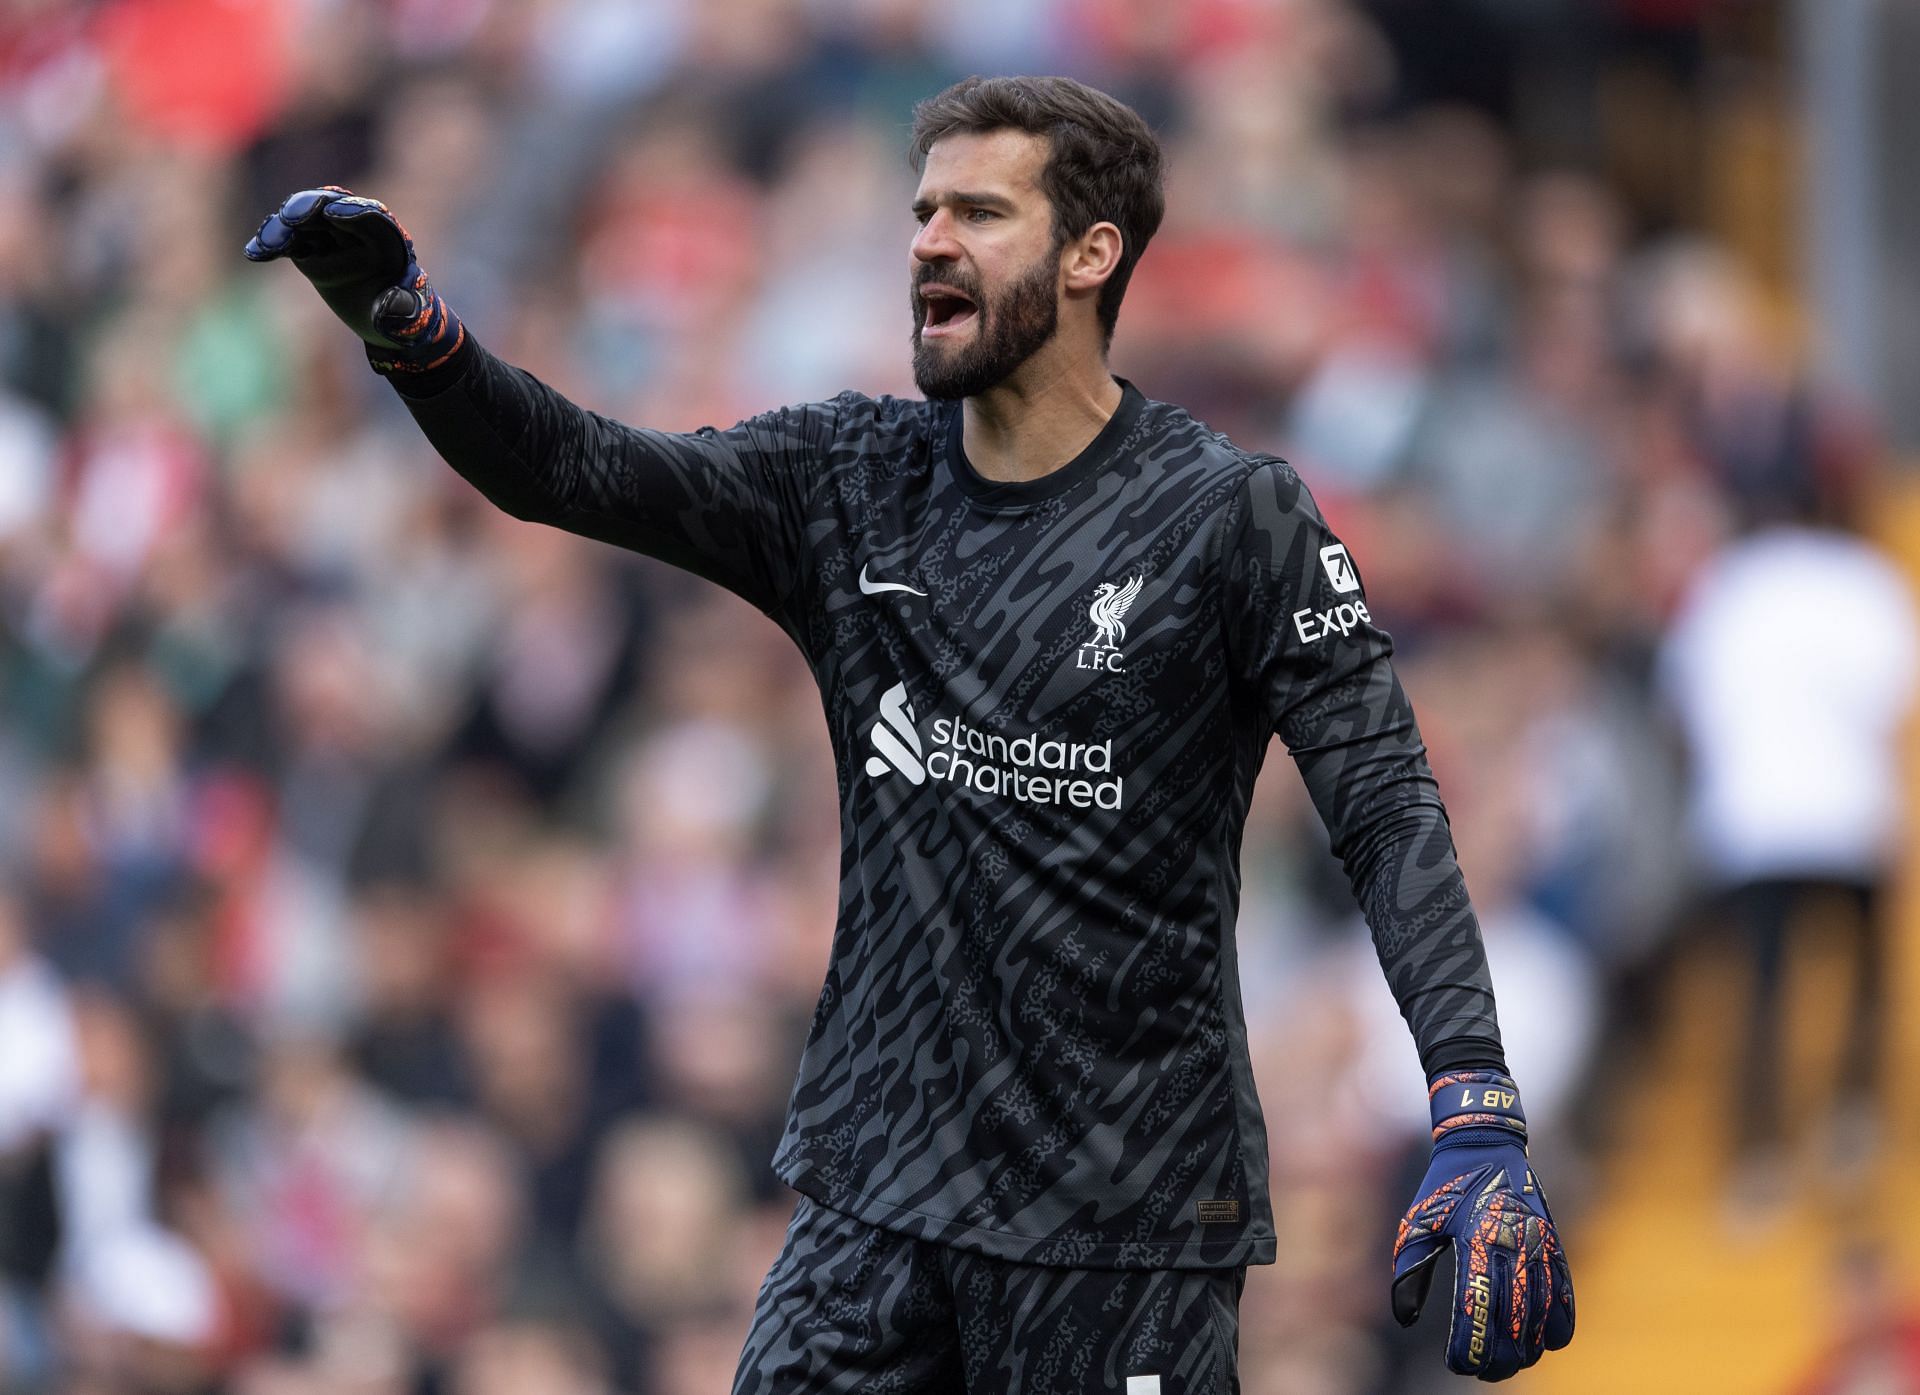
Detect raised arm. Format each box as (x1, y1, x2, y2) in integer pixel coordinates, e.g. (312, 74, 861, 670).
(244, 187, 827, 623)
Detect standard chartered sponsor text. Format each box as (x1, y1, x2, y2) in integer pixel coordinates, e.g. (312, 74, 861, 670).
(925, 714, 1124, 810)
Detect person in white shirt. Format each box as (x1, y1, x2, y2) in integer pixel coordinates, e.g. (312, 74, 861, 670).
(1660, 517, 1917, 1174)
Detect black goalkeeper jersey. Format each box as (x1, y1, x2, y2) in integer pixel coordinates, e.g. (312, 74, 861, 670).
(386, 338, 1502, 1270)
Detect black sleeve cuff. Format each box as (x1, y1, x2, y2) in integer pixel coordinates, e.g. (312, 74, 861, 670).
(1419, 1033, 1510, 1078)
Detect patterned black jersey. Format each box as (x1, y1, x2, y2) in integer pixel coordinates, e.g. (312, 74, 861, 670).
(385, 338, 1503, 1270)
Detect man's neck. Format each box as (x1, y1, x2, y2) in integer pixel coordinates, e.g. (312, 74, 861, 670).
(960, 349, 1125, 484)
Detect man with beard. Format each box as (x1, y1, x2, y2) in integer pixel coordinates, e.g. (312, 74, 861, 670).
(246, 75, 1573, 1391)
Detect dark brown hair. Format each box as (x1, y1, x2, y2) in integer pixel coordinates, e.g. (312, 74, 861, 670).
(909, 75, 1165, 347)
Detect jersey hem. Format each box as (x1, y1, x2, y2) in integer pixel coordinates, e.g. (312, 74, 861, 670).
(774, 1158, 1278, 1272)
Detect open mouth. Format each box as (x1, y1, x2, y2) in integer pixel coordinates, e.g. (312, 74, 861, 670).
(920, 285, 979, 334)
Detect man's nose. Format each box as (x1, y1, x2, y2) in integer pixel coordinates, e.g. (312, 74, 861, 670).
(912, 208, 960, 263)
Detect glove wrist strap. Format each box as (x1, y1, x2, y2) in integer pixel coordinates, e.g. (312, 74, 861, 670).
(1426, 1070, 1527, 1144)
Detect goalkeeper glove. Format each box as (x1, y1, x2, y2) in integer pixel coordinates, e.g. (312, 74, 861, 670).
(1391, 1070, 1575, 1381)
(242, 186, 465, 377)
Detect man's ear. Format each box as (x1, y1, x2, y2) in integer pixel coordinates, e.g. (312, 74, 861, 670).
(1062, 222, 1123, 295)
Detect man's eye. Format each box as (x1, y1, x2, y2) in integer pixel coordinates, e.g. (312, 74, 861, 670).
(967, 208, 996, 223)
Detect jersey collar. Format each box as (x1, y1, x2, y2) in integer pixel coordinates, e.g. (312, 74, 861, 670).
(943, 378, 1146, 510)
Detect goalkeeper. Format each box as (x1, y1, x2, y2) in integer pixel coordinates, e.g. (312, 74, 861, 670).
(247, 75, 1573, 1391)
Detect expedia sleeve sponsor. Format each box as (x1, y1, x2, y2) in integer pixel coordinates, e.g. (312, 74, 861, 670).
(1221, 462, 1391, 705)
(1291, 598, 1372, 644)
(1289, 540, 1372, 646)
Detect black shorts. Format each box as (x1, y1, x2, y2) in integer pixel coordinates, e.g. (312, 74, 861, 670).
(732, 1195, 1245, 1395)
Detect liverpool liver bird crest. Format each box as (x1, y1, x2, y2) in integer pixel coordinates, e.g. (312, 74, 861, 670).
(1088, 575, 1143, 650)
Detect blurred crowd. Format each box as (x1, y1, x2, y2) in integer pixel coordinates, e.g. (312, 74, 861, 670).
(0, 0, 1906, 1392)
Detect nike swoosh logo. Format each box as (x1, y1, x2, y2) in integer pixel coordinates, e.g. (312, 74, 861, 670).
(859, 565, 927, 597)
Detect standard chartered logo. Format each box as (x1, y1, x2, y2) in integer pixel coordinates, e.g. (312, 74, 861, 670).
(863, 683, 926, 784)
(863, 681, 1125, 810)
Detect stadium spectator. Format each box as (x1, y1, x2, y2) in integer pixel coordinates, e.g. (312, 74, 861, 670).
(1658, 462, 1916, 1201)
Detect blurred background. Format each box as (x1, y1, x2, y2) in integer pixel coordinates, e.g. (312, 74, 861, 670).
(3, 0, 1920, 1390)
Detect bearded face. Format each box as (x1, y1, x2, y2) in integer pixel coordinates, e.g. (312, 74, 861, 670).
(910, 243, 1061, 400)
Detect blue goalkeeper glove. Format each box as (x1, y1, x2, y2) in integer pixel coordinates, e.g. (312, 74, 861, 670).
(1391, 1070, 1575, 1381)
(243, 186, 465, 378)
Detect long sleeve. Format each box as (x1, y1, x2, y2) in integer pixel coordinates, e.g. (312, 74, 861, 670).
(1222, 460, 1504, 1074)
(381, 333, 840, 629)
